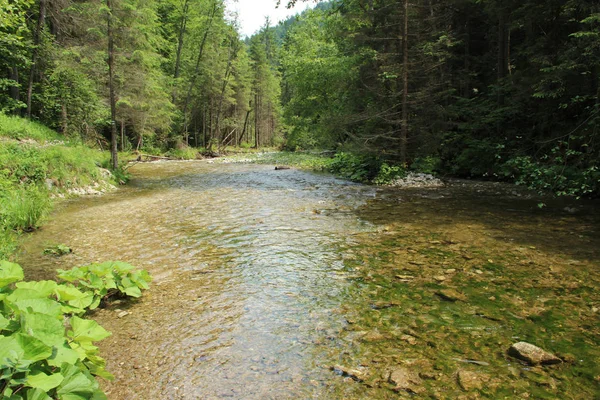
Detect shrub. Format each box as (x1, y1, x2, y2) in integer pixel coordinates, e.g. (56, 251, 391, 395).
(373, 163, 406, 185)
(327, 152, 380, 182)
(410, 156, 440, 175)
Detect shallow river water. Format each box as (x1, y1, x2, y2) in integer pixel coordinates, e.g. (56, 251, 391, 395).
(17, 161, 600, 399)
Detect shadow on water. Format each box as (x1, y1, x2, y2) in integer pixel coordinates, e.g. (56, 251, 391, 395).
(16, 161, 600, 399)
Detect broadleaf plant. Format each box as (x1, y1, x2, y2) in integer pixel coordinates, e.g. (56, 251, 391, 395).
(0, 260, 151, 399)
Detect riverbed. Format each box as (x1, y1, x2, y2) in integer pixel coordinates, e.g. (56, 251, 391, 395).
(17, 161, 600, 399)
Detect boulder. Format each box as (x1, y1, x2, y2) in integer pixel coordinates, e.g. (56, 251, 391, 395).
(508, 342, 562, 366)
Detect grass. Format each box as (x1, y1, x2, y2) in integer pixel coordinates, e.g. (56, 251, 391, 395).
(0, 112, 118, 260)
(220, 150, 335, 171)
(0, 187, 52, 233)
(0, 113, 62, 142)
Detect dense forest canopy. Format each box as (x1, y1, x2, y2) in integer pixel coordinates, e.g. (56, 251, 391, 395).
(0, 0, 598, 196)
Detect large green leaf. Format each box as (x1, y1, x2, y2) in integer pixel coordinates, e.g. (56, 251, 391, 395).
(123, 286, 141, 298)
(16, 333, 53, 363)
(22, 311, 66, 347)
(56, 366, 98, 399)
(26, 372, 64, 392)
(69, 316, 110, 342)
(26, 388, 52, 400)
(47, 344, 81, 367)
(67, 294, 94, 311)
(0, 313, 9, 330)
(7, 288, 49, 301)
(0, 336, 24, 364)
(0, 261, 24, 288)
(11, 298, 62, 317)
(15, 281, 58, 297)
(54, 285, 87, 302)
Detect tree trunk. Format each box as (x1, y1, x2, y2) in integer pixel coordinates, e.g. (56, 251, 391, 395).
(61, 103, 68, 134)
(215, 41, 235, 148)
(400, 0, 409, 165)
(8, 68, 20, 111)
(26, 0, 47, 118)
(120, 120, 125, 151)
(497, 10, 509, 107)
(107, 0, 118, 170)
(172, 0, 189, 103)
(254, 94, 260, 148)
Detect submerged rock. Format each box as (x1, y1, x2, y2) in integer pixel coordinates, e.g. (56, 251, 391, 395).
(457, 369, 485, 391)
(508, 342, 562, 366)
(388, 367, 423, 394)
(389, 172, 444, 188)
(330, 365, 366, 382)
(436, 289, 467, 302)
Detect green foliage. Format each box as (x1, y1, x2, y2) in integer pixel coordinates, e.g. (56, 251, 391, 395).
(373, 163, 406, 185)
(0, 188, 51, 233)
(58, 261, 152, 308)
(326, 152, 381, 183)
(166, 147, 199, 160)
(43, 245, 72, 257)
(0, 260, 150, 399)
(410, 156, 440, 175)
(501, 156, 599, 198)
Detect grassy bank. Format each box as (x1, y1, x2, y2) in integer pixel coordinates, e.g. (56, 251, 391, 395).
(0, 113, 118, 259)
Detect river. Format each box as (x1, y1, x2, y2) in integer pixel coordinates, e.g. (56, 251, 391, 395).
(17, 160, 600, 399)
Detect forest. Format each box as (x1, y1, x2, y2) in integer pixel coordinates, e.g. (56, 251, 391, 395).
(1, 0, 599, 196)
(1, 1, 599, 399)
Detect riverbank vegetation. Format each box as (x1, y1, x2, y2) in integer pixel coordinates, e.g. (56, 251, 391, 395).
(0, 114, 119, 259)
(1, 0, 597, 198)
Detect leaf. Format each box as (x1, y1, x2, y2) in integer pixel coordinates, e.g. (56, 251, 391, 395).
(47, 344, 81, 367)
(0, 313, 9, 330)
(55, 285, 88, 302)
(15, 281, 58, 297)
(11, 298, 63, 316)
(0, 336, 24, 364)
(16, 333, 53, 362)
(56, 371, 97, 399)
(67, 293, 94, 310)
(26, 388, 52, 400)
(0, 261, 24, 287)
(22, 311, 66, 347)
(69, 316, 110, 342)
(26, 372, 64, 392)
(123, 286, 141, 298)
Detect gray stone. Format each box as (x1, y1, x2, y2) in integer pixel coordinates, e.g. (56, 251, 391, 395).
(508, 342, 562, 366)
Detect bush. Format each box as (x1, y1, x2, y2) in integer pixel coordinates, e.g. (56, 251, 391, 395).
(501, 156, 600, 198)
(373, 163, 406, 185)
(327, 152, 380, 182)
(411, 156, 440, 175)
(0, 260, 151, 399)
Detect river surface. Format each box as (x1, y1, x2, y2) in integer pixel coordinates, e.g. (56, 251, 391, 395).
(17, 161, 600, 399)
